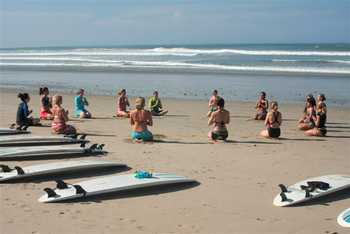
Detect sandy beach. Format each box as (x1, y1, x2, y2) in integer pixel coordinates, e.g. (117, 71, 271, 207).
(0, 88, 349, 234)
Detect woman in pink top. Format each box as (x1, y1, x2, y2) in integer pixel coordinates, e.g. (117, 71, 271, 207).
(116, 89, 130, 118)
(51, 95, 76, 135)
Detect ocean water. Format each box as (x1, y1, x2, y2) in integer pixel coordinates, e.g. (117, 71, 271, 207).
(0, 44, 349, 105)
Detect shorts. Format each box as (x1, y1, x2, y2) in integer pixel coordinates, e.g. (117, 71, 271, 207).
(268, 127, 281, 138)
(131, 130, 153, 141)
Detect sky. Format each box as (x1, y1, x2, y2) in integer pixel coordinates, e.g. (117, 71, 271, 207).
(0, 0, 349, 48)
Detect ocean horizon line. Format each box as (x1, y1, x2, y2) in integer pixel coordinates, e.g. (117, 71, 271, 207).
(1, 42, 350, 50)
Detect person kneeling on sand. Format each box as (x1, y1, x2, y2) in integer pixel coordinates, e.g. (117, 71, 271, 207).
(116, 89, 130, 118)
(148, 91, 168, 116)
(260, 101, 282, 138)
(16, 93, 40, 128)
(208, 98, 230, 141)
(130, 97, 153, 142)
(75, 89, 92, 119)
(255, 91, 269, 120)
(298, 94, 316, 130)
(305, 102, 327, 137)
(39, 87, 53, 120)
(51, 95, 76, 135)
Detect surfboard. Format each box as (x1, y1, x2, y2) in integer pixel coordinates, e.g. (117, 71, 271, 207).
(273, 175, 350, 207)
(0, 143, 106, 159)
(337, 208, 350, 228)
(0, 127, 30, 135)
(0, 160, 126, 182)
(38, 172, 195, 203)
(0, 134, 88, 147)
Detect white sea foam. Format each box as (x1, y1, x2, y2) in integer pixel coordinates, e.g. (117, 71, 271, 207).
(149, 47, 350, 56)
(1, 47, 350, 57)
(1, 61, 349, 75)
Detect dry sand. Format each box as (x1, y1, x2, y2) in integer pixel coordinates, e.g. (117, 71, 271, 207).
(0, 88, 349, 234)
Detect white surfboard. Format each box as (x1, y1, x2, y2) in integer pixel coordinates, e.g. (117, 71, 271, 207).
(337, 208, 350, 228)
(0, 160, 126, 182)
(0, 134, 88, 147)
(0, 127, 30, 135)
(0, 143, 106, 159)
(39, 173, 196, 203)
(273, 175, 350, 207)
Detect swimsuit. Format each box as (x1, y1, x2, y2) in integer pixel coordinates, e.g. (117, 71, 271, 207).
(75, 95, 88, 117)
(51, 107, 76, 134)
(316, 112, 327, 136)
(131, 130, 153, 141)
(267, 112, 281, 138)
(211, 120, 228, 140)
(149, 97, 162, 113)
(40, 96, 52, 119)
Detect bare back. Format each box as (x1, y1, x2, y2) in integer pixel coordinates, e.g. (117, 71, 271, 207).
(130, 109, 152, 132)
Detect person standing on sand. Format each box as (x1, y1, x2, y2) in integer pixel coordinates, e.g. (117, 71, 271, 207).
(116, 89, 130, 118)
(305, 102, 327, 137)
(255, 91, 269, 120)
(75, 89, 92, 119)
(298, 94, 316, 130)
(208, 98, 230, 141)
(39, 87, 53, 120)
(260, 101, 282, 138)
(207, 89, 221, 117)
(148, 91, 168, 116)
(51, 95, 76, 135)
(130, 97, 153, 142)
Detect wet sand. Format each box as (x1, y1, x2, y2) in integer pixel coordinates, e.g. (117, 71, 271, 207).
(0, 88, 349, 234)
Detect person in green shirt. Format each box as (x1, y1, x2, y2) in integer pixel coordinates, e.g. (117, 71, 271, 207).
(148, 91, 168, 116)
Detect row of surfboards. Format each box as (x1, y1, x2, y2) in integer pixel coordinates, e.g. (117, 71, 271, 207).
(0, 128, 197, 203)
(0, 127, 349, 227)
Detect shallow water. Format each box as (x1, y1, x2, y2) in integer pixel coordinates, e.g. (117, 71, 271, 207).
(0, 70, 349, 106)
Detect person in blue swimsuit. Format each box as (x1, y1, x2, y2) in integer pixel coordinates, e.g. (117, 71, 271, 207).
(75, 89, 92, 118)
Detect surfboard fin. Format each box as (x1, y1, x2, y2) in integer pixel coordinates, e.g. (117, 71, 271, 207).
(80, 135, 87, 140)
(80, 142, 87, 148)
(97, 144, 105, 150)
(73, 185, 87, 196)
(0, 164, 12, 172)
(44, 188, 58, 198)
(21, 125, 29, 131)
(305, 189, 312, 198)
(280, 192, 288, 202)
(56, 180, 69, 189)
(14, 166, 25, 175)
(278, 184, 288, 193)
(89, 144, 98, 150)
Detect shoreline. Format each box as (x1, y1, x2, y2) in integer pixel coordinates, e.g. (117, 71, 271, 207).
(0, 88, 350, 234)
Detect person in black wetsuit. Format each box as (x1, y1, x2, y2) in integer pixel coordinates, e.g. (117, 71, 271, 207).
(305, 102, 327, 137)
(16, 93, 40, 128)
(260, 101, 282, 138)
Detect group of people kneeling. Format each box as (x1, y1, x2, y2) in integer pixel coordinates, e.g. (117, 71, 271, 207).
(16, 88, 91, 135)
(15, 87, 328, 143)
